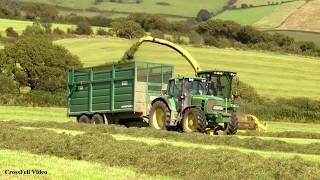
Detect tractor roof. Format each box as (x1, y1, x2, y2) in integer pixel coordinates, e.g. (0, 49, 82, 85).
(169, 77, 206, 81)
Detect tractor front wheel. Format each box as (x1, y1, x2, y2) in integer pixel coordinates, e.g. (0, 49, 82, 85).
(225, 110, 239, 135)
(182, 108, 206, 133)
(149, 101, 171, 130)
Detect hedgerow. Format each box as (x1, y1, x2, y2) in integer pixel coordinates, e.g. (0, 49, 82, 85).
(1, 124, 320, 179)
(4, 121, 320, 156)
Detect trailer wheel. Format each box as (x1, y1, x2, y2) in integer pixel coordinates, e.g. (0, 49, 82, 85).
(182, 108, 206, 133)
(225, 110, 239, 135)
(149, 100, 170, 130)
(78, 114, 91, 124)
(91, 113, 104, 125)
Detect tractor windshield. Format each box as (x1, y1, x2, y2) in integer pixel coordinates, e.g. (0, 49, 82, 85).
(185, 80, 207, 96)
(208, 75, 232, 98)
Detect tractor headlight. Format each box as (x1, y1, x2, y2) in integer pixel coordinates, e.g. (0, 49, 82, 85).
(212, 105, 224, 111)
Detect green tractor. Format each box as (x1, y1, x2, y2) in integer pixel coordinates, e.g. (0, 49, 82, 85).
(149, 76, 238, 134)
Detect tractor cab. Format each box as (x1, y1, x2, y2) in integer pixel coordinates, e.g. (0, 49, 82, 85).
(197, 71, 238, 99)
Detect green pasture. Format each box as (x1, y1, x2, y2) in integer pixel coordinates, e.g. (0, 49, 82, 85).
(55, 37, 320, 99)
(21, 0, 229, 18)
(215, 1, 304, 29)
(270, 30, 320, 46)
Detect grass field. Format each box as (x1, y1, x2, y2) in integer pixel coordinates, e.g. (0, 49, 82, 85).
(278, 0, 320, 33)
(21, 0, 229, 18)
(215, 1, 304, 28)
(0, 149, 168, 180)
(55, 37, 320, 99)
(1, 105, 320, 179)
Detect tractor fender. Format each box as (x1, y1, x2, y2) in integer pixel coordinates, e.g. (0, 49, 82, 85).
(151, 97, 173, 111)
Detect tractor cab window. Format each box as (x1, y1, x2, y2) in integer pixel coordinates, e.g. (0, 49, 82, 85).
(184, 79, 206, 96)
(208, 75, 232, 98)
(168, 80, 182, 97)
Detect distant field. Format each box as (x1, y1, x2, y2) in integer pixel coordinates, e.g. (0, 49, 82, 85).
(0, 18, 107, 35)
(21, 0, 229, 18)
(55, 37, 320, 99)
(270, 30, 320, 46)
(215, 1, 304, 28)
(235, 0, 301, 7)
(278, 0, 320, 33)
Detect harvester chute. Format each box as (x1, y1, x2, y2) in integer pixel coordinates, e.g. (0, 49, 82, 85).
(121, 36, 202, 73)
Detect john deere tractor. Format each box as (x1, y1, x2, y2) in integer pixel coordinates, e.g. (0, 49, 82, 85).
(149, 76, 238, 134)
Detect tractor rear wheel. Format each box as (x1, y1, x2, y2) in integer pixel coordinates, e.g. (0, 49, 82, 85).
(78, 114, 91, 124)
(225, 110, 239, 135)
(91, 113, 105, 124)
(149, 100, 170, 130)
(182, 108, 206, 133)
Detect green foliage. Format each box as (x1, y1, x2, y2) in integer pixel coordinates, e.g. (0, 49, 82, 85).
(0, 35, 82, 92)
(196, 20, 320, 57)
(21, 3, 58, 21)
(0, 74, 18, 94)
(5, 27, 18, 37)
(150, 29, 164, 39)
(96, 28, 108, 36)
(74, 22, 93, 35)
(53, 27, 65, 35)
(111, 19, 145, 39)
(1, 123, 320, 179)
(127, 13, 169, 32)
(196, 9, 211, 22)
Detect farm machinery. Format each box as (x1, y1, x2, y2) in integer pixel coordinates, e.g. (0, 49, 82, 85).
(67, 36, 266, 134)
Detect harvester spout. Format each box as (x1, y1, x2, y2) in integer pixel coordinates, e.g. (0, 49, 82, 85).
(121, 36, 202, 74)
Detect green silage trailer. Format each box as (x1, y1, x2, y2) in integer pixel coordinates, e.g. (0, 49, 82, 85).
(67, 61, 174, 124)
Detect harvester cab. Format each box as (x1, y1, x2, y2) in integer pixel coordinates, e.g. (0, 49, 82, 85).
(198, 70, 238, 105)
(149, 76, 238, 134)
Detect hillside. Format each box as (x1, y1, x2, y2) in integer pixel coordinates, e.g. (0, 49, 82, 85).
(215, 1, 304, 30)
(55, 37, 320, 99)
(19, 0, 229, 18)
(278, 0, 320, 33)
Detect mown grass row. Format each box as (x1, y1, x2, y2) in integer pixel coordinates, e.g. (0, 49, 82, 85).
(1, 123, 320, 179)
(4, 121, 320, 156)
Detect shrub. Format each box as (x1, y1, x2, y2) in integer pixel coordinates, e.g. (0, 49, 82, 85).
(156, 2, 170, 6)
(196, 9, 211, 22)
(53, 27, 65, 35)
(5, 27, 18, 37)
(0, 36, 82, 92)
(150, 29, 164, 39)
(96, 28, 108, 36)
(111, 19, 145, 39)
(74, 22, 93, 35)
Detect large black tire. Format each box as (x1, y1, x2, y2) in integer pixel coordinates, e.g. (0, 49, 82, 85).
(78, 114, 91, 124)
(91, 113, 105, 125)
(182, 108, 207, 133)
(149, 100, 171, 130)
(225, 110, 239, 135)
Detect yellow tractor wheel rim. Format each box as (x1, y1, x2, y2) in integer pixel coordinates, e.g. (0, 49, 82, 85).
(185, 113, 197, 131)
(153, 107, 165, 129)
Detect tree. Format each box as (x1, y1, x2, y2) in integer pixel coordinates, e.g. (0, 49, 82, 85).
(96, 28, 108, 36)
(5, 27, 18, 37)
(22, 22, 45, 36)
(0, 36, 82, 92)
(111, 19, 145, 39)
(74, 22, 93, 35)
(53, 27, 65, 35)
(127, 13, 169, 31)
(196, 9, 211, 22)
